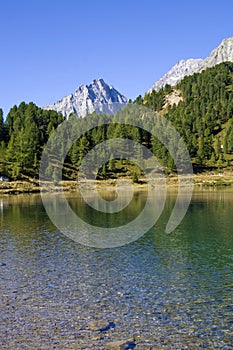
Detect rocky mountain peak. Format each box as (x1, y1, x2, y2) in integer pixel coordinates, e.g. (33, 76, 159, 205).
(44, 78, 128, 119)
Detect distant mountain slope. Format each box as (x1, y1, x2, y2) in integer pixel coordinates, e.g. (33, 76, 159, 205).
(196, 37, 233, 72)
(44, 78, 128, 118)
(148, 59, 203, 93)
(148, 36, 233, 92)
(137, 61, 233, 167)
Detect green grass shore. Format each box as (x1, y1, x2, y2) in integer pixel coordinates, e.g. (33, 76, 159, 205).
(0, 171, 233, 195)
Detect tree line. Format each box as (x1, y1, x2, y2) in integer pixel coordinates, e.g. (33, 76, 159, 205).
(0, 102, 64, 179)
(1, 62, 233, 180)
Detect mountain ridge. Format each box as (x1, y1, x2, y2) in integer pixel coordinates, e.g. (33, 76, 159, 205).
(147, 58, 203, 93)
(148, 36, 233, 93)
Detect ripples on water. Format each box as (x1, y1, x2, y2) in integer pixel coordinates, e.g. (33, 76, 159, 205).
(0, 189, 233, 349)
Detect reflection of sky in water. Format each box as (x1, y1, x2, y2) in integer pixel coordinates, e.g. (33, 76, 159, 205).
(0, 190, 233, 348)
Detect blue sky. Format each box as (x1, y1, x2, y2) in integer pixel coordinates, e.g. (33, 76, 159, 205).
(0, 0, 233, 116)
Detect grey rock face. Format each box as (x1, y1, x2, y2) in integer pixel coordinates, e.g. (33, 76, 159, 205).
(148, 36, 233, 93)
(44, 78, 128, 118)
(148, 58, 203, 93)
(196, 37, 233, 72)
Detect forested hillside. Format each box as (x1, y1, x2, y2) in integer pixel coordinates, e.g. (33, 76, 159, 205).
(0, 103, 64, 179)
(1, 62, 233, 181)
(136, 62, 233, 168)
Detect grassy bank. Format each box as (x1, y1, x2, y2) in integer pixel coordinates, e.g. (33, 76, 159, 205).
(0, 170, 233, 195)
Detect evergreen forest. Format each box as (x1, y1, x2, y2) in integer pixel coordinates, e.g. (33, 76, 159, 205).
(1, 62, 233, 181)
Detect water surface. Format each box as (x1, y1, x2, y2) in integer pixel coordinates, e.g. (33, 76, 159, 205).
(0, 189, 233, 349)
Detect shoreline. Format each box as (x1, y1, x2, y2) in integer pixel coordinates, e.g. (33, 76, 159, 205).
(0, 171, 233, 195)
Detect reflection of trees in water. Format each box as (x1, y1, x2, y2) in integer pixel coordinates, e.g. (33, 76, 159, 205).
(1, 194, 56, 251)
(67, 190, 148, 228)
(151, 189, 233, 276)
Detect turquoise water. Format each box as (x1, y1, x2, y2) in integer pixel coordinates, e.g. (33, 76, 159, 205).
(0, 189, 233, 349)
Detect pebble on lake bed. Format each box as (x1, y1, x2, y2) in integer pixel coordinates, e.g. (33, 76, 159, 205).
(106, 339, 136, 349)
(89, 320, 115, 332)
